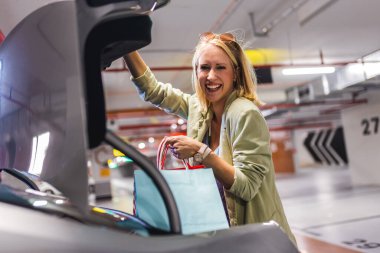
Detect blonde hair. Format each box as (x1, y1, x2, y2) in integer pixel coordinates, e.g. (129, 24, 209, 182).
(191, 33, 263, 111)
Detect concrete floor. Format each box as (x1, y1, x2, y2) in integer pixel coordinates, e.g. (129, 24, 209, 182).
(276, 166, 380, 253)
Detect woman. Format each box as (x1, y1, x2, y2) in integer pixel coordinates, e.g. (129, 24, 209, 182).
(123, 32, 296, 246)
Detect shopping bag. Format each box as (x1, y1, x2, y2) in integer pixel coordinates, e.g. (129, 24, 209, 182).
(134, 138, 229, 234)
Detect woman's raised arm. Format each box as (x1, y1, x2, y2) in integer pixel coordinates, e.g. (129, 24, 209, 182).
(123, 51, 148, 78)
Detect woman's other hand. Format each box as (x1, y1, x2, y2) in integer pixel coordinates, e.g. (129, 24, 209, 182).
(165, 136, 202, 160)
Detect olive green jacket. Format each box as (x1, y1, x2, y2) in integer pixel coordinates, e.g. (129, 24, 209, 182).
(132, 68, 296, 245)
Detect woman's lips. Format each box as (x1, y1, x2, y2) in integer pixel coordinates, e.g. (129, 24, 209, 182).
(206, 83, 222, 92)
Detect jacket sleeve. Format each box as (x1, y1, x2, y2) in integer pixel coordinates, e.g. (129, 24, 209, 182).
(131, 68, 191, 119)
(227, 107, 272, 201)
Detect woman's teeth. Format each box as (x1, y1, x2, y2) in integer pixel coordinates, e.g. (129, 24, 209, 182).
(206, 84, 222, 91)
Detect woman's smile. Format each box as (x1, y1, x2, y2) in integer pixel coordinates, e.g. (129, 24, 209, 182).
(205, 81, 223, 92)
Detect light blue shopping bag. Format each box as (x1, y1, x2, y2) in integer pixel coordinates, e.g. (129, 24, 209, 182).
(134, 167, 229, 235)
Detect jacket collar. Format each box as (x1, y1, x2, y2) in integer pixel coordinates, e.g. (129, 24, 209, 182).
(223, 90, 238, 113)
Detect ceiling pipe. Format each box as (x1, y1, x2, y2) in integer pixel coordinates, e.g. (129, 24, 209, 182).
(209, 0, 243, 32)
(259, 98, 367, 110)
(106, 98, 367, 120)
(117, 121, 332, 133)
(118, 122, 182, 131)
(268, 114, 340, 124)
(248, 12, 268, 37)
(107, 107, 167, 119)
(104, 60, 359, 73)
(248, 0, 309, 38)
(318, 102, 367, 115)
(269, 122, 332, 132)
(119, 122, 332, 134)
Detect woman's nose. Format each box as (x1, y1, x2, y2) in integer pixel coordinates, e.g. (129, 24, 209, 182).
(207, 68, 217, 81)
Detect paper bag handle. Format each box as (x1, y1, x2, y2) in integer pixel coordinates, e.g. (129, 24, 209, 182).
(157, 137, 204, 171)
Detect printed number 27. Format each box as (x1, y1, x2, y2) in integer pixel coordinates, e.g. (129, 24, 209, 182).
(362, 117, 379, 135)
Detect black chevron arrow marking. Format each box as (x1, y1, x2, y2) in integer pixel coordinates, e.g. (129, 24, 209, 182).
(330, 127, 348, 164)
(315, 130, 331, 165)
(303, 132, 322, 163)
(322, 129, 339, 165)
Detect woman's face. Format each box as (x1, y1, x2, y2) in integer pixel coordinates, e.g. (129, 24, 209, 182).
(197, 44, 235, 110)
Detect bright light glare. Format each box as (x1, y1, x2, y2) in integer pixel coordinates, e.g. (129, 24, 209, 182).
(138, 142, 146, 149)
(28, 136, 38, 174)
(148, 137, 155, 143)
(261, 108, 277, 118)
(55, 199, 65, 205)
(28, 132, 50, 176)
(177, 119, 185, 125)
(363, 62, 380, 79)
(282, 67, 335, 75)
(32, 200, 48, 207)
(107, 159, 117, 169)
(150, 2, 157, 11)
(171, 123, 178, 130)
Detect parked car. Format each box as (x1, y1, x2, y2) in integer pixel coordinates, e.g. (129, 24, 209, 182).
(0, 1, 297, 252)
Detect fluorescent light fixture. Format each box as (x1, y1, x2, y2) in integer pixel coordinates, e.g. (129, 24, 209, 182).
(282, 66, 336, 75)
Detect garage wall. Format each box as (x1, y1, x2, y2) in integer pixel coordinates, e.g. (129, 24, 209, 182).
(341, 90, 380, 186)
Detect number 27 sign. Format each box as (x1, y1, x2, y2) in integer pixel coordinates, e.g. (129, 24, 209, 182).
(361, 116, 379, 135)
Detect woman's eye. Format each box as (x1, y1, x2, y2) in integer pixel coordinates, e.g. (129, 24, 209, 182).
(216, 65, 226, 70)
(199, 65, 210, 71)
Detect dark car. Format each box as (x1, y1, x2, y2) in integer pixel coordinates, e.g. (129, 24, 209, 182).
(0, 1, 297, 252)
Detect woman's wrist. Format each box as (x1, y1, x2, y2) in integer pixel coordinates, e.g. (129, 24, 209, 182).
(193, 144, 212, 163)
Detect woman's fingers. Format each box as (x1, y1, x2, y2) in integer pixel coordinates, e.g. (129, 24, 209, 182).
(166, 136, 191, 159)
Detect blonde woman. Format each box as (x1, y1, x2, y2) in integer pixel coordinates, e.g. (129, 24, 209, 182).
(123, 32, 296, 246)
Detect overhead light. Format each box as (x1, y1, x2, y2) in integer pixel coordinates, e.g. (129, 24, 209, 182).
(138, 142, 146, 149)
(282, 66, 336, 75)
(177, 119, 185, 125)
